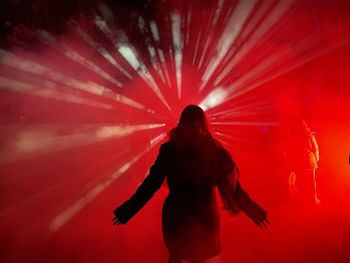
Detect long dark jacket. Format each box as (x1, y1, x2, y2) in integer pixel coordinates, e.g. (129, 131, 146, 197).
(114, 135, 266, 260)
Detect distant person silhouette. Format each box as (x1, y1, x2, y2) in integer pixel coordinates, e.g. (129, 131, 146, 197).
(282, 119, 320, 204)
(113, 105, 269, 263)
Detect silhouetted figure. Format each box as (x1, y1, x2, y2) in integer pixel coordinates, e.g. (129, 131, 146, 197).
(113, 105, 269, 263)
(283, 119, 320, 204)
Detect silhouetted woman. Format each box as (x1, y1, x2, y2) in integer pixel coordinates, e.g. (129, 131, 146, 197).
(113, 105, 269, 263)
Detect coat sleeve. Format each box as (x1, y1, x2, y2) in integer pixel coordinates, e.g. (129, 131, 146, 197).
(113, 144, 169, 224)
(216, 148, 267, 225)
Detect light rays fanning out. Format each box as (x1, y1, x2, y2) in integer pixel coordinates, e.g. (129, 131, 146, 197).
(0, 0, 348, 238)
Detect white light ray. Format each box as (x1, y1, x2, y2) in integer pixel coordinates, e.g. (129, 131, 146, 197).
(214, 0, 295, 85)
(171, 11, 183, 99)
(0, 49, 150, 112)
(138, 16, 145, 31)
(229, 36, 350, 102)
(205, 34, 349, 111)
(75, 25, 132, 79)
(216, 0, 274, 72)
(150, 20, 160, 43)
(198, 33, 212, 70)
(157, 48, 172, 88)
(198, 0, 225, 69)
(192, 26, 203, 66)
(148, 20, 172, 88)
(203, 47, 295, 110)
(118, 45, 141, 69)
(199, 0, 258, 91)
(97, 2, 115, 21)
(0, 141, 131, 220)
(38, 30, 123, 87)
(95, 123, 166, 139)
(95, 17, 171, 110)
(212, 0, 225, 25)
(118, 44, 172, 110)
(0, 76, 112, 109)
(212, 121, 279, 126)
(224, 51, 287, 97)
(64, 48, 123, 86)
(49, 132, 166, 231)
(208, 102, 274, 118)
(148, 45, 166, 84)
(185, 4, 192, 45)
(157, 48, 166, 63)
(0, 123, 165, 164)
(211, 108, 274, 119)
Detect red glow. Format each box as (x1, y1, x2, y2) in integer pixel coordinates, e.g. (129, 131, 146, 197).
(1, 0, 350, 262)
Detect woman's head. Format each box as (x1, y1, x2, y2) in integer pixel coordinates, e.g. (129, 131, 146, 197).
(179, 105, 208, 129)
(170, 105, 210, 142)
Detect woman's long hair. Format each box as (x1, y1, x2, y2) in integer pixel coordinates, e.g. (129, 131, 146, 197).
(169, 105, 212, 144)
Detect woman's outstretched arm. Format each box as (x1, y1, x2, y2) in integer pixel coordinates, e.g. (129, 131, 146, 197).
(233, 181, 270, 228)
(218, 172, 270, 227)
(216, 148, 270, 227)
(112, 144, 169, 225)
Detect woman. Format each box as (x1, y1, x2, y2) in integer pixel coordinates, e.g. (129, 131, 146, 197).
(113, 105, 269, 263)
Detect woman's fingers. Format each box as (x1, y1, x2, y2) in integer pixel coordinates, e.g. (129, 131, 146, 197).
(112, 216, 123, 226)
(112, 216, 120, 225)
(257, 217, 270, 228)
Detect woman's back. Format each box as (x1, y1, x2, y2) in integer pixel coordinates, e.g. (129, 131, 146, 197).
(166, 138, 218, 196)
(161, 136, 232, 261)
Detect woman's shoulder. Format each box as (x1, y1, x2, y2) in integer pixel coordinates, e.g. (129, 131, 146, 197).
(211, 138, 231, 156)
(159, 140, 176, 154)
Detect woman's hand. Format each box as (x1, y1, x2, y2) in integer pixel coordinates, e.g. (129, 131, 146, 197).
(257, 217, 270, 228)
(112, 216, 123, 226)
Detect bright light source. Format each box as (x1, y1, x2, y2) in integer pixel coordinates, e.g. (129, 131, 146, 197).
(199, 87, 227, 110)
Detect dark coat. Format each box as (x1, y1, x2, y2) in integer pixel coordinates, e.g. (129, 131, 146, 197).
(114, 136, 266, 261)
